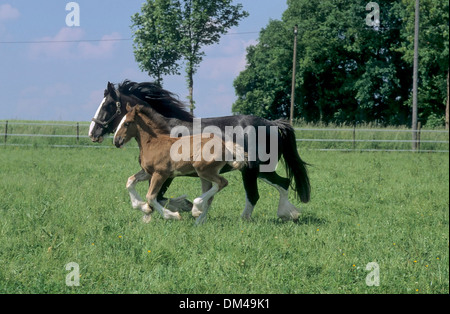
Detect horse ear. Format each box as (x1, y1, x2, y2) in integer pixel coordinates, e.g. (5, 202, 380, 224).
(136, 104, 144, 113)
(126, 103, 132, 112)
(107, 82, 117, 99)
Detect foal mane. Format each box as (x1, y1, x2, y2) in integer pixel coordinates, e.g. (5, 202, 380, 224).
(118, 80, 193, 122)
(134, 105, 171, 135)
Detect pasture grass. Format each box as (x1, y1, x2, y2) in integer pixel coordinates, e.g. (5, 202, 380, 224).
(0, 145, 448, 294)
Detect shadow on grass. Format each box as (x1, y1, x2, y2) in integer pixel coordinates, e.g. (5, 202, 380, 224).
(183, 209, 327, 227)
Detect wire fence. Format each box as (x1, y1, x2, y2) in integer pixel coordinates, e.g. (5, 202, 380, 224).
(0, 121, 448, 152)
(294, 127, 449, 153)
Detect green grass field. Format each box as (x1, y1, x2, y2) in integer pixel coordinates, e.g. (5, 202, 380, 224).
(0, 144, 448, 294)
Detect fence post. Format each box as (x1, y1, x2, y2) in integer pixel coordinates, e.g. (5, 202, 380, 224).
(4, 120, 8, 144)
(353, 123, 356, 150)
(76, 123, 80, 144)
(417, 122, 421, 152)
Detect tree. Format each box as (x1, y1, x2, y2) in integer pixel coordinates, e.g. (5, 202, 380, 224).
(131, 0, 182, 86)
(132, 0, 248, 114)
(396, 0, 449, 127)
(233, 20, 292, 119)
(233, 0, 448, 126)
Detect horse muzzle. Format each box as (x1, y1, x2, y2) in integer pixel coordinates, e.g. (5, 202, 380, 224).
(90, 136, 104, 144)
(114, 136, 124, 148)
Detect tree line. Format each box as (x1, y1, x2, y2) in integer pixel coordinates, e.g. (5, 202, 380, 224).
(232, 0, 449, 127)
(131, 0, 448, 127)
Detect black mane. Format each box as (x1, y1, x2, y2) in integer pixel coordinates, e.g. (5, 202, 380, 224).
(117, 80, 193, 122)
(137, 105, 171, 134)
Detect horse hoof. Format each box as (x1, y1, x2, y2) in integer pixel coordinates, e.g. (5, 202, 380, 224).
(195, 215, 207, 226)
(142, 203, 152, 214)
(191, 207, 202, 218)
(164, 210, 182, 220)
(241, 213, 252, 221)
(142, 214, 152, 223)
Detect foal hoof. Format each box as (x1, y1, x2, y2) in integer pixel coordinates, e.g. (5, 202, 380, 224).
(142, 214, 152, 223)
(142, 203, 152, 214)
(163, 210, 182, 220)
(191, 198, 204, 218)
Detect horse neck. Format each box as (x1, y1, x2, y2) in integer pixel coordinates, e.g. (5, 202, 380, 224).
(134, 113, 169, 147)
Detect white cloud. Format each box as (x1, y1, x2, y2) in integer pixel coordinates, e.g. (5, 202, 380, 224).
(78, 32, 122, 59)
(0, 4, 20, 21)
(28, 27, 121, 60)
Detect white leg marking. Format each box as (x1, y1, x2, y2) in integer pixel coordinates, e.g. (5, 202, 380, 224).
(260, 178, 300, 221)
(126, 171, 151, 214)
(149, 198, 181, 220)
(194, 183, 219, 225)
(89, 97, 106, 137)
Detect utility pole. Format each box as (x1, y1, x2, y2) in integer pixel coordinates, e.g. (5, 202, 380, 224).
(290, 24, 298, 126)
(412, 0, 420, 150)
(446, 70, 449, 130)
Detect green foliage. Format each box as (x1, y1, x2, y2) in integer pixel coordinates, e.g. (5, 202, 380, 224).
(131, 0, 248, 112)
(233, 0, 449, 126)
(396, 0, 449, 125)
(131, 0, 183, 86)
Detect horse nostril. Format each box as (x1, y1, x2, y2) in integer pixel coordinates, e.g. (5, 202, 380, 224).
(114, 137, 123, 148)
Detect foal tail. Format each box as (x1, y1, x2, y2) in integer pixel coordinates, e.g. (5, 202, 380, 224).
(273, 120, 311, 203)
(226, 142, 248, 171)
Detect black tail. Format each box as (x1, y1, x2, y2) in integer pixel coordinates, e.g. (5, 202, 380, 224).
(274, 120, 311, 203)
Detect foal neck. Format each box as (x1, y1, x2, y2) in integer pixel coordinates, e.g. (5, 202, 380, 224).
(135, 111, 170, 144)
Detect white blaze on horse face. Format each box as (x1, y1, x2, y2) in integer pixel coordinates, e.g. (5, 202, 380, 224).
(114, 115, 127, 146)
(89, 97, 106, 137)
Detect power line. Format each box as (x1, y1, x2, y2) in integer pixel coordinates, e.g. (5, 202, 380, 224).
(0, 31, 260, 45)
(0, 38, 132, 44)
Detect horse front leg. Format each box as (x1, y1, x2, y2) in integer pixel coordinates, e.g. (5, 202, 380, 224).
(126, 169, 152, 214)
(259, 172, 300, 222)
(240, 167, 260, 220)
(146, 172, 182, 222)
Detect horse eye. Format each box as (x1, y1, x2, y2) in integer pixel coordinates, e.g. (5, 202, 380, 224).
(124, 122, 129, 127)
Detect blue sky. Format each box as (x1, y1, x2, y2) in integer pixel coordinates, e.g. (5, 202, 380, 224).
(0, 0, 287, 121)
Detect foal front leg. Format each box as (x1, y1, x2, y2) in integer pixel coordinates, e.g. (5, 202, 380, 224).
(126, 169, 151, 214)
(146, 172, 182, 222)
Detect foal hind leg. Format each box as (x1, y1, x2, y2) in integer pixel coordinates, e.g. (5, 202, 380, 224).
(259, 172, 300, 221)
(191, 179, 212, 218)
(126, 169, 152, 214)
(145, 172, 181, 222)
(193, 173, 228, 225)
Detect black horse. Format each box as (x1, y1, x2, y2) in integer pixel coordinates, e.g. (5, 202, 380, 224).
(89, 80, 310, 221)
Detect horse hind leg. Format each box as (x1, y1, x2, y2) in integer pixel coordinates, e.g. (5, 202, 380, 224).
(191, 178, 212, 218)
(259, 172, 300, 222)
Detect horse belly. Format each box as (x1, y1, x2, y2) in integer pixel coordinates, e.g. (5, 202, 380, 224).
(171, 163, 197, 178)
